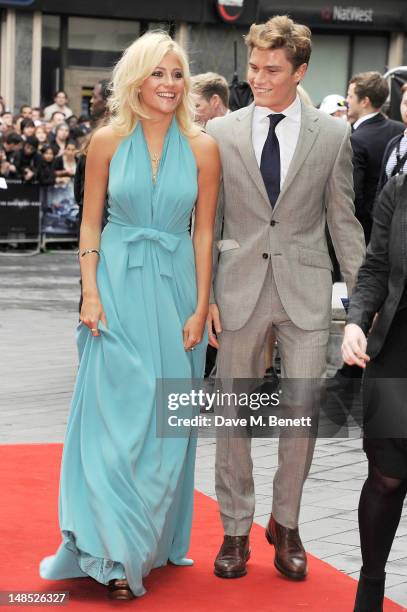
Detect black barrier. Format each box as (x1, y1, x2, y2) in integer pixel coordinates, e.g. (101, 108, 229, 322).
(0, 180, 41, 249)
(0, 179, 79, 252)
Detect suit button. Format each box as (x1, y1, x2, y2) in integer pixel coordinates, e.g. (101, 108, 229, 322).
(262, 253, 269, 259)
(270, 220, 276, 226)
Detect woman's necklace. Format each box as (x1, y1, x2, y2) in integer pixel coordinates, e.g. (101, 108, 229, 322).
(151, 152, 161, 183)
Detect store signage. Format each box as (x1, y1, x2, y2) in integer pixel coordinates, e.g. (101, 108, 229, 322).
(216, 0, 245, 23)
(321, 5, 374, 24)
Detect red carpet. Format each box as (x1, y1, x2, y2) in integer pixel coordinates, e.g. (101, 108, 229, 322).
(0, 444, 404, 611)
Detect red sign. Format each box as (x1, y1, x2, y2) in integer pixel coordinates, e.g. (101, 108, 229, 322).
(216, 0, 245, 23)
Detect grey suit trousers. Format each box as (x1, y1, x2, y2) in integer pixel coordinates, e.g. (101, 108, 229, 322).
(215, 263, 329, 534)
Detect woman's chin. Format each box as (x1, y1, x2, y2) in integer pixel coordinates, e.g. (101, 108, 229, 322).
(144, 102, 179, 118)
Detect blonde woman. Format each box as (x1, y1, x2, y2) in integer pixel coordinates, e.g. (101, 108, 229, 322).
(40, 31, 220, 600)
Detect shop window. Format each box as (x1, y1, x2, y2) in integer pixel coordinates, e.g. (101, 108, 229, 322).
(68, 17, 140, 53)
(41, 15, 61, 106)
(303, 34, 350, 105)
(302, 33, 389, 107)
(352, 36, 388, 75)
(42, 14, 60, 49)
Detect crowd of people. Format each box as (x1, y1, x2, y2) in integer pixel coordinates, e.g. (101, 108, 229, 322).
(0, 87, 109, 188)
(0, 92, 85, 186)
(1, 60, 406, 243)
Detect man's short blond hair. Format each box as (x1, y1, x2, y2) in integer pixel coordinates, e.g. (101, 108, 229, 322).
(245, 15, 312, 70)
(192, 72, 229, 108)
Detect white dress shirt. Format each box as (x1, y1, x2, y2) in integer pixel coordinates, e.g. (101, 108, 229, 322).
(43, 103, 73, 121)
(252, 95, 302, 188)
(352, 111, 380, 131)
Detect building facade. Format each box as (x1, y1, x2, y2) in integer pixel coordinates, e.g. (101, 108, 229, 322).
(1, 0, 407, 114)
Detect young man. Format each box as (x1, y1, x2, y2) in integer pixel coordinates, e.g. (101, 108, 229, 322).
(19, 105, 32, 120)
(347, 71, 404, 243)
(44, 91, 73, 122)
(206, 15, 365, 581)
(319, 94, 348, 119)
(89, 79, 110, 125)
(192, 72, 229, 127)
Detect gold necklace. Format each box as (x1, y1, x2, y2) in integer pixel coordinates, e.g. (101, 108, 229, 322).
(151, 152, 161, 182)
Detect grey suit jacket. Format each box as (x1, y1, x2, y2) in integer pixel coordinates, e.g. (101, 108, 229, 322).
(206, 101, 366, 332)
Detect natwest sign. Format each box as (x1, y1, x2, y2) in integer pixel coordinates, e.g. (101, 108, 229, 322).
(216, 0, 245, 23)
(322, 5, 374, 24)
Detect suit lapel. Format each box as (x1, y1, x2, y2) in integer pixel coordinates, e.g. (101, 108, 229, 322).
(273, 102, 320, 211)
(234, 103, 271, 209)
(233, 101, 321, 213)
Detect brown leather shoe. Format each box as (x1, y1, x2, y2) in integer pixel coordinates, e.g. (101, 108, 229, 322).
(214, 535, 250, 578)
(107, 579, 135, 600)
(265, 515, 307, 580)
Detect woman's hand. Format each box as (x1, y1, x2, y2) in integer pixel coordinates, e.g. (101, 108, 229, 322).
(183, 311, 207, 351)
(341, 323, 370, 368)
(80, 295, 107, 337)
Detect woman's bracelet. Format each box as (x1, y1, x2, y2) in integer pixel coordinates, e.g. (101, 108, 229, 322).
(77, 248, 100, 258)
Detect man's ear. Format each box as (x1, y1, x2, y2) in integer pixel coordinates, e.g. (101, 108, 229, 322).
(295, 63, 308, 84)
(360, 96, 371, 109)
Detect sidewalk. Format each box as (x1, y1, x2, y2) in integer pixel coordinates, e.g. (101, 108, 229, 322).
(1, 252, 406, 608)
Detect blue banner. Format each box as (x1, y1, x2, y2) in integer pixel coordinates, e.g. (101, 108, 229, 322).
(42, 182, 79, 236)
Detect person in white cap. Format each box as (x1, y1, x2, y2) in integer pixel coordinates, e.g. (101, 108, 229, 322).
(320, 94, 348, 119)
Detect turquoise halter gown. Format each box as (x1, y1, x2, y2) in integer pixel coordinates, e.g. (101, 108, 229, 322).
(40, 117, 206, 597)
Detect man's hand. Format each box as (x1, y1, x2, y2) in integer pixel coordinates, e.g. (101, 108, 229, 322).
(207, 303, 222, 349)
(341, 323, 370, 368)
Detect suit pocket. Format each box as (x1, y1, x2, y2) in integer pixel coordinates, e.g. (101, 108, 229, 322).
(298, 246, 333, 271)
(217, 239, 240, 253)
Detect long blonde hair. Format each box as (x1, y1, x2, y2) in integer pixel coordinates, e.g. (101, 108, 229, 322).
(109, 31, 199, 137)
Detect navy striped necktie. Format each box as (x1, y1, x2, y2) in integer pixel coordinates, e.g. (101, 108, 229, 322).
(260, 113, 285, 207)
